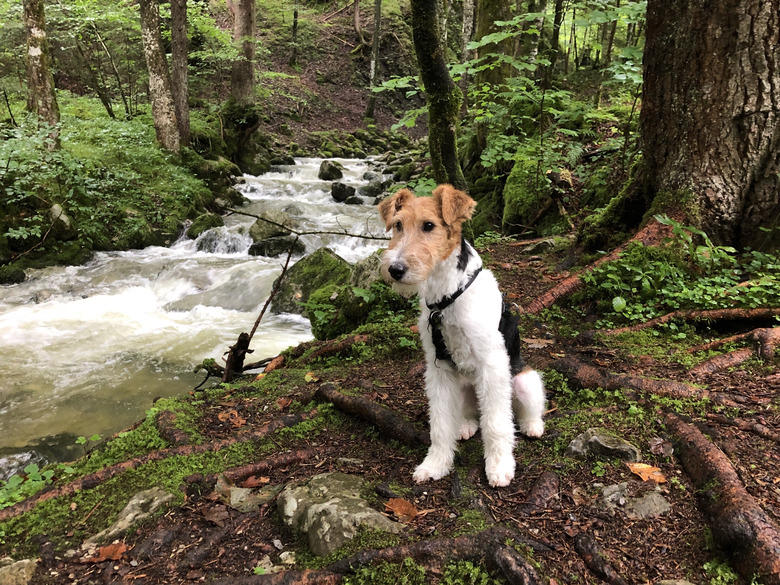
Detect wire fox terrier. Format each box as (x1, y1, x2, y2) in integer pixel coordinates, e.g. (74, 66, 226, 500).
(379, 185, 546, 487)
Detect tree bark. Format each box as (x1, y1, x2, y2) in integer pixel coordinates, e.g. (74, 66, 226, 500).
(642, 0, 780, 249)
(410, 0, 467, 190)
(139, 0, 180, 153)
(170, 0, 190, 146)
(364, 0, 382, 119)
(546, 0, 566, 73)
(23, 0, 60, 148)
(474, 0, 512, 85)
(230, 0, 256, 104)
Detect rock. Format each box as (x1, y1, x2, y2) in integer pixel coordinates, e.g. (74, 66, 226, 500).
(344, 195, 363, 205)
(48, 204, 77, 241)
(599, 482, 629, 509)
(248, 209, 294, 242)
(318, 160, 344, 181)
(358, 178, 385, 198)
(0, 265, 25, 286)
(349, 250, 383, 290)
(271, 247, 352, 315)
(566, 428, 641, 462)
(187, 214, 224, 239)
(227, 484, 284, 513)
(278, 472, 401, 556)
(0, 558, 37, 585)
(625, 490, 671, 519)
(84, 487, 175, 546)
(248, 235, 306, 258)
(331, 182, 356, 202)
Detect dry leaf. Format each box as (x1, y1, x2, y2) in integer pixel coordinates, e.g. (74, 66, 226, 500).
(626, 462, 667, 483)
(304, 372, 319, 383)
(82, 542, 130, 563)
(648, 437, 674, 457)
(218, 409, 247, 428)
(522, 338, 554, 349)
(385, 498, 418, 523)
(241, 475, 271, 488)
(202, 504, 230, 527)
(276, 397, 292, 410)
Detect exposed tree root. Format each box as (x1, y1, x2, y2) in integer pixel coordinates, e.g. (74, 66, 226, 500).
(263, 354, 286, 373)
(526, 219, 671, 314)
(574, 532, 629, 585)
(314, 383, 430, 446)
(521, 471, 560, 515)
(602, 308, 780, 336)
(0, 410, 318, 523)
(154, 410, 192, 447)
(665, 413, 780, 585)
(688, 327, 780, 360)
(688, 347, 755, 378)
(220, 448, 315, 484)
(705, 413, 780, 444)
(551, 356, 740, 408)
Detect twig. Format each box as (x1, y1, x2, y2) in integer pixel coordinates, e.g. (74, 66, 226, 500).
(602, 308, 780, 336)
(227, 208, 389, 241)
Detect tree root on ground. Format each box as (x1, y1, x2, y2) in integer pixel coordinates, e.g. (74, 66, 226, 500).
(520, 471, 560, 515)
(688, 327, 780, 360)
(209, 527, 547, 585)
(573, 532, 629, 585)
(155, 410, 192, 446)
(602, 308, 780, 337)
(665, 413, 780, 585)
(550, 356, 740, 408)
(688, 347, 755, 378)
(0, 410, 318, 523)
(705, 413, 780, 444)
(314, 383, 430, 446)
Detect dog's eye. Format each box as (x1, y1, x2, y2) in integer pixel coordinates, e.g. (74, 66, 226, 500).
(394, 220, 403, 232)
(422, 221, 435, 232)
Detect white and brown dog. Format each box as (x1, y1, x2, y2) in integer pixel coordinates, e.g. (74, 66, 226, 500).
(379, 185, 545, 487)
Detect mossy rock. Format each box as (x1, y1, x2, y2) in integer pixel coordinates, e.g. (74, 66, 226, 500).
(187, 213, 225, 239)
(307, 284, 372, 340)
(0, 264, 25, 285)
(248, 236, 305, 258)
(249, 209, 295, 242)
(502, 156, 548, 233)
(271, 247, 352, 315)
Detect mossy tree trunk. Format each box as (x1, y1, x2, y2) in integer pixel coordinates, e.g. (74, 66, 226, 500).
(170, 0, 190, 146)
(230, 0, 256, 105)
(642, 0, 780, 249)
(139, 0, 180, 153)
(410, 0, 467, 190)
(364, 0, 382, 120)
(23, 0, 60, 149)
(475, 0, 513, 83)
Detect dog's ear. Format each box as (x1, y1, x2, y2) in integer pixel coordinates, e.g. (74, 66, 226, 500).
(433, 184, 476, 226)
(378, 189, 415, 228)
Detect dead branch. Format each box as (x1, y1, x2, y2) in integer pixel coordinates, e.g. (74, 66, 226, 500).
(602, 308, 780, 336)
(154, 410, 192, 446)
(705, 413, 780, 444)
(526, 218, 671, 314)
(688, 347, 754, 378)
(299, 334, 371, 364)
(315, 383, 430, 446)
(0, 410, 317, 523)
(573, 532, 629, 585)
(551, 356, 740, 408)
(520, 471, 559, 515)
(665, 413, 780, 584)
(263, 355, 286, 373)
(228, 208, 389, 241)
(221, 448, 314, 484)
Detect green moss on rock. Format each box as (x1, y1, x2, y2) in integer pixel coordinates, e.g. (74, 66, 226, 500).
(271, 247, 352, 315)
(187, 213, 225, 239)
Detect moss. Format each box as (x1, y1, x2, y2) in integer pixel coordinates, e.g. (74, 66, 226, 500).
(186, 213, 224, 239)
(501, 155, 547, 234)
(272, 247, 352, 314)
(0, 264, 25, 285)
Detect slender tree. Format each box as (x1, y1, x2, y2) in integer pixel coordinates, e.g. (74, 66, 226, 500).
(364, 0, 382, 120)
(474, 0, 512, 87)
(230, 0, 256, 104)
(410, 0, 467, 190)
(23, 0, 60, 148)
(170, 0, 190, 146)
(641, 0, 780, 249)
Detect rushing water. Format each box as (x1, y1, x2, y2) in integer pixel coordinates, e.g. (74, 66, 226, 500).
(0, 158, 385, 466)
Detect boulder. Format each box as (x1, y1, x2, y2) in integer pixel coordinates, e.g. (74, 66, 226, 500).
(187, 213, 224, 239)
(344, 195, 364, 205)
(357, 178, 385, 199)
(248, 236, 305, 258)
(48, 204, 78, 241)
(271, 247, 351, 314)
(0, 558, 37, 585)
(350, 250, 383, 290)
(84, 487, 175, 546)
(565, 428, 641, 462)
(318, 160, 344, 181)
(0, 265, 25, 286)
(248, 209, 295, 242)
(278, 472, 401, 556)
(331, 182, 356, 202)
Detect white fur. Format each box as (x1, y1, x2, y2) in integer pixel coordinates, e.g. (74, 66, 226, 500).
(386, 241, 546, 487)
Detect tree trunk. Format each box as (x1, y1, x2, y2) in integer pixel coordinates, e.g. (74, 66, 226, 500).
(230, 0, 256, 105)
(642, 0, 780, 249)
(364, 0, 382, 120)
(546, 0, 566, 73)
(170, 0, 190, 146)
(138, 0, 180, 153)
(23, 0, 60, 148)
(410, 0, 467, 190)
(474, 0, 512, 87)
(460, 0, 475, 63)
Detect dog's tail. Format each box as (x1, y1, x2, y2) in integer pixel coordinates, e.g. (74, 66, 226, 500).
(512, 369, 546, 438)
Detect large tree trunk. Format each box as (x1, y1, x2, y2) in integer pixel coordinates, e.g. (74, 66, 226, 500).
(23, 0, 60, 148)
(230, 0, 256, 105)
(642, 0, 780, 249)
(138, 0, 180, 153)
(170, 0, 190, 146)
(410, 0, 467, 190)
(474, 0, 512, 87)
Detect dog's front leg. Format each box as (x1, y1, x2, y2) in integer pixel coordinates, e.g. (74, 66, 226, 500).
(473, 368, 517, 488)
(413, 366, 461, 483)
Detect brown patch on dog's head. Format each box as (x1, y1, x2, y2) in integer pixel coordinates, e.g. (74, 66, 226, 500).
(378, 185, 477, 286)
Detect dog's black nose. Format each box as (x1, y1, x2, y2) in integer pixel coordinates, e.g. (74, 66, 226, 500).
(388, 263, 407, 281)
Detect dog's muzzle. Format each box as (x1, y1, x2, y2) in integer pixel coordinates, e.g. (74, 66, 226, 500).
(388, 262, 407, 281)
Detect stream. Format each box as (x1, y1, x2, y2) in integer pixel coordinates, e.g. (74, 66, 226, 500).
(0, 158, 386, 473)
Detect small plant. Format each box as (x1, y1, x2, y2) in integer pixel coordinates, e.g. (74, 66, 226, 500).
(591, 460, 610, 477)
(702, 560, 739, 585)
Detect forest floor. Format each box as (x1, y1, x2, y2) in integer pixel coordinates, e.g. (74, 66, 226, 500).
(6, 240, 778, 585)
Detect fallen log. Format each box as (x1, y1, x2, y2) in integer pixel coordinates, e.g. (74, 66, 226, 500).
(315, 383, 430, 446)
(0, 409, 318, 523)
(602, 308, 780, 336)
(573, 532, 629, 585)
(550, 356, 740, 408)
(665, 413, 780, 585)
(688, 347, 754, 378)
(299, 334, 371, 364)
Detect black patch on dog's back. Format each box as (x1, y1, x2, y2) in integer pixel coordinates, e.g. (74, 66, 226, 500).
(499, 302, 527, 376)
(457, 237, 471, 271)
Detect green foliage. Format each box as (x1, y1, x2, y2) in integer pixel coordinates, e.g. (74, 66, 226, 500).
(702, 560, 739, 585)
(442, 560, 501, 585)
(343, 557, 427, 585)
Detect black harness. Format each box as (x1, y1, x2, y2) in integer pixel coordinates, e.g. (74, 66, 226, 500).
(426, 268, 527, 375)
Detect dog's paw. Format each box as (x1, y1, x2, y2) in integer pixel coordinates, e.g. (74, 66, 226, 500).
(485, 454, 516, 487)
(518, 418, 545, 438)
(413, 456, 452, 483)
(459, 419, 479, 440)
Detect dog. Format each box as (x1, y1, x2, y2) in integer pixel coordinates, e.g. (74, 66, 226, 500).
(378, 184, 546, 487)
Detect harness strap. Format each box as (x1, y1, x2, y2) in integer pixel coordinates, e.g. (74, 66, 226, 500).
(426, 268, 482, 367)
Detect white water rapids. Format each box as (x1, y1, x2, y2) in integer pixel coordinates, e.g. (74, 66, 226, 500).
(0, 158, 386, 461)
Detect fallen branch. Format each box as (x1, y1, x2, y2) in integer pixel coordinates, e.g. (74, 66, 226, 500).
(298, 334, 371, 364)
(665, 413, 780, 584)
(705, 413, 780, 444)
(688, 327, 780, 358)
(688, 347, 754, 378)
(315, 383, 430, 446)
(551, 356, 740, 408)
(573, 532, 629, 585)
(228, 208, 389, 241)
(0, 410, 317, 523)
(221, 448, 314, 484)
(520, 471, 559, 515)
(526, 218, 671, 314)
(154, 410, 192, 446)
(602, 308, 780, 337)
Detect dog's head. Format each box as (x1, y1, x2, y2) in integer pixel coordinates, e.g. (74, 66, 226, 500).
(378, 184, 476, 289)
